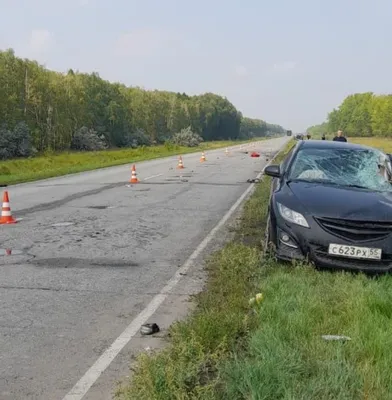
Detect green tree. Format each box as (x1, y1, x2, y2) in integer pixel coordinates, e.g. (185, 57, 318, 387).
(309, 92, 392, 138)
(307, 122, 329, 136)
(0, 49, 285, 160)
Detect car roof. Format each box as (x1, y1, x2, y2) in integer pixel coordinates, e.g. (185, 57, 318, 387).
(297, 139, 383, 153)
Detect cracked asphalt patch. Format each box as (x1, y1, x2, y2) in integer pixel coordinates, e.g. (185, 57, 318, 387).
(32, 258, 140, 269)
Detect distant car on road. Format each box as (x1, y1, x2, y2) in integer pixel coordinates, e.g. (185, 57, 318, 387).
(264, 139, 392, 273)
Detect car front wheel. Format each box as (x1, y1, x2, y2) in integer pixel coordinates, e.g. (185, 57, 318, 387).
(264, 211, 276, 254)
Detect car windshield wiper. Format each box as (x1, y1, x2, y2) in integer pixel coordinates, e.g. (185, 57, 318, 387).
(287, 178, 338, 185)
(341, 183, 370, 189)
(287, 178, 375, 190)
(288, 179, 374, 189)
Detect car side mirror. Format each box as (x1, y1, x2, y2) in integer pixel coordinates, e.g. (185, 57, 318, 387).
(264, 164, 281, 178)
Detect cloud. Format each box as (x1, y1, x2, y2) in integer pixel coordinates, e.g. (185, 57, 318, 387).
(272, 61, 297, 72)
(28, 29, 53, 54)
(234, 65, 248, 77)
(113, 29, 174, 58)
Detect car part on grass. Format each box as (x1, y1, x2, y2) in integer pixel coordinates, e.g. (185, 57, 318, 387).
(321, 335, 351, 341)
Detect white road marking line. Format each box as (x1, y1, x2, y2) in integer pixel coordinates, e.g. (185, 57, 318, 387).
(143, 173, 163, 181)
(62, 144, 284, 400)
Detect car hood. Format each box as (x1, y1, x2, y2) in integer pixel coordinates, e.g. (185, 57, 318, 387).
(285, 182, 392, 221)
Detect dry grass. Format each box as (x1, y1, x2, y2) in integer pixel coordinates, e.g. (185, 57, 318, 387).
(349, 137, 392, 153)
(310, 135, 392, 154)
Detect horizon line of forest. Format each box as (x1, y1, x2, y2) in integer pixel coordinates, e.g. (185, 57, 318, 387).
(0, 48, 286, 160)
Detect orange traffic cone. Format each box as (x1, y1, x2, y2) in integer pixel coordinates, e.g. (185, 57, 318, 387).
(177, 156, 184, 169)
(200, 151, 206, 162)
(0, 191, 17, 224)
(129, 164, 139, 183)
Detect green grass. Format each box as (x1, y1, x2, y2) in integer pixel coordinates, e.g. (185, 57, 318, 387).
(115, 136, 392, 400)
(220, 265, 392, 400)
(0, 138, 264, 185)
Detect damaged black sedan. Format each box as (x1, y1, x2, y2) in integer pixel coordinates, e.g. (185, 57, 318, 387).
(264, 140, 392, 272)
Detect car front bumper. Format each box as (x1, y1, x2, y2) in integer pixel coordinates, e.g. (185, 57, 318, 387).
(275, 217, 392, 272)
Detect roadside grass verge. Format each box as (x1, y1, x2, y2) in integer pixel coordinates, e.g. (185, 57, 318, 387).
(220, 265, 392, 400)
(0, 138, 264, 185)
(114, 140, 295, 400)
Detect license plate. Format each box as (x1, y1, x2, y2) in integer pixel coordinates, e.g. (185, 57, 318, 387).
(328, 243, 382, 260)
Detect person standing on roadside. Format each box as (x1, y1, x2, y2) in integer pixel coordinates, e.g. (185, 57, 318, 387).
(332, 130, 347, 142)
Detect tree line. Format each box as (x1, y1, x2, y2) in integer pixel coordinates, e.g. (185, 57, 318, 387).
(307, 92, 392, 137)
(0, 49, 285, 160)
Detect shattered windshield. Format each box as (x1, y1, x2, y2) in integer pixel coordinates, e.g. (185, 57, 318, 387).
(288, 147, 392, 192)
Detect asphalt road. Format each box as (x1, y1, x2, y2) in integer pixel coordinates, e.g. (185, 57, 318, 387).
(0, 136, 289, 400)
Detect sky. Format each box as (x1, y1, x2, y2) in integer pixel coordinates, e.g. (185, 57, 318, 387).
(1, 0, 392, 132)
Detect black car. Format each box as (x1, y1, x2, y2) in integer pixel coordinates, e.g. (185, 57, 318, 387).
(264, 139, 392, 272)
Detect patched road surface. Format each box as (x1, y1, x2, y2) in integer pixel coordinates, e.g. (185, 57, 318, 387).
(0, 137, 289, 400)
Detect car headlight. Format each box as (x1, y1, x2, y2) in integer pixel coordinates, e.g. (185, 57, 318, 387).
(277, 202, 309, 228)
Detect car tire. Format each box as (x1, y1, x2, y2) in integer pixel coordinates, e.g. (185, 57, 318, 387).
(265, 214, 271, 246)
(264, 213, 275, 254)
